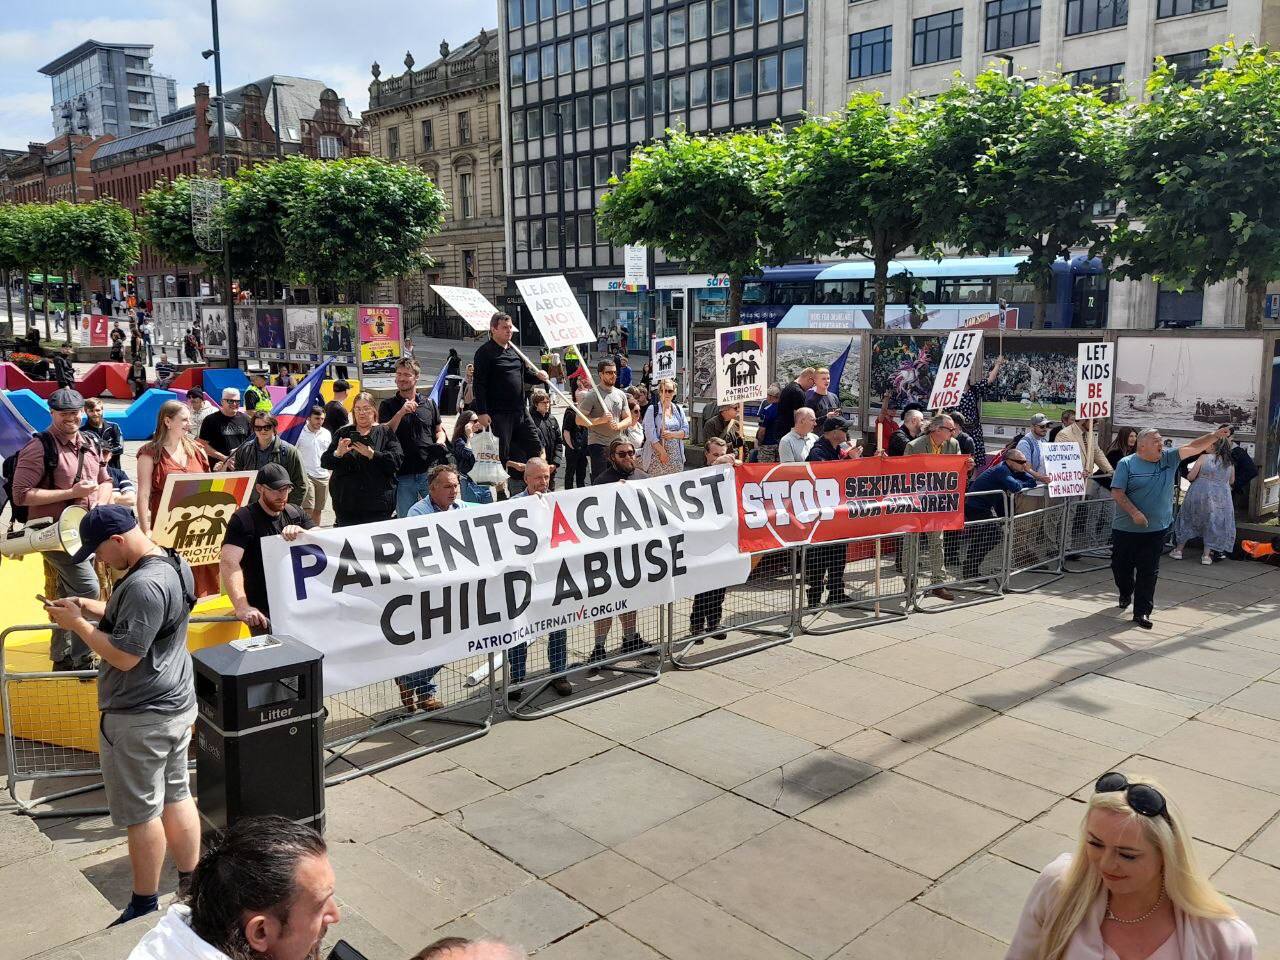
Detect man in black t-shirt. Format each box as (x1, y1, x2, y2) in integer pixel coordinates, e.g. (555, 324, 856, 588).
(472, 312, 547, 479)
(197, 387, 252, 466)
(219, 463, 315, 634)
(379, 357, 449, 517)
(323, 380, 351, 434)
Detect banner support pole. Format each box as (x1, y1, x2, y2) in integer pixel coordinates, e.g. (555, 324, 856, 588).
(510, 344, 590, 421)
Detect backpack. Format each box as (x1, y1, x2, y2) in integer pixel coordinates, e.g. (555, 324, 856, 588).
(2, 431, 100, 525)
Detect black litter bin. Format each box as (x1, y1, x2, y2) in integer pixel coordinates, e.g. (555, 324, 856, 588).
(193, 634, 325, 832)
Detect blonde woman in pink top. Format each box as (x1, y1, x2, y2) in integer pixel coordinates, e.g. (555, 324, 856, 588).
(1007, 772, 1255, 960)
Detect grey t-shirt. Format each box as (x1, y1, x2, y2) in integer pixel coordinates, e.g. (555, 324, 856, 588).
(97, 552, 196, 715)
(579, 386, 629, 447)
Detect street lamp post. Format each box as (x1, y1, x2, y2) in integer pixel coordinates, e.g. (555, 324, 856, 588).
(204, 0, 239, 366)
(58, 98, 90, 342)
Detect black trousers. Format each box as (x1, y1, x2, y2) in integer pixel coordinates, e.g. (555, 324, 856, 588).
(805, 544, 846, 603)
(691, 588, 727, 630)
(489, 410, 541, 468)
(1111, 527, 1167, 617)
(563, 448, 589, 489)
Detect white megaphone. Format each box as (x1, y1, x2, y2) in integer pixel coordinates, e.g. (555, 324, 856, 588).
(0, 505, 86, 561)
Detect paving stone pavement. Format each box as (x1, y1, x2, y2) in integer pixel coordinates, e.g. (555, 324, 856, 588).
(8, 557, 1280, 959)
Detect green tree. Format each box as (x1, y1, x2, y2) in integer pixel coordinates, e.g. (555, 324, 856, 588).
(918, 71, 1120, 327)
(224, 157, 315, 297)
(781, 94, 938, 328)
(1112, 42, 1280, 330)
(596, 128, 795, 323)
(0, 205, 26, 328)
(24, 204, 64, 340)
(139, 176, 224, 274)
(283, 157, 446, 296)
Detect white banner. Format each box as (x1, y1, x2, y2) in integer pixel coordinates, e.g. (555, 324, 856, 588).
(713, 323, 768, 405)
(652, 336, 677, 381)
(624, 245, 648, 290)
(927, 329, 984, 411)
(1044, 442, 1086, 498)
(262, 468, 750, 695)
(1076, 341, 1114, 421)
(515, 275, 595, 349)
(431, 285, 498, 332)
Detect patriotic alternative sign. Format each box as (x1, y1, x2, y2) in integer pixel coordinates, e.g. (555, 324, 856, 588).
(263, 467, 749, 695)
(1076, 342, 1115, 421)
(430, 285, 499, 333)
(736, 456, 969, 552)
(1044, 442, 1086, 498)
(652, 336, 677, 380)
(714, 324, 768, 404)
(515, 275, 595, 349)
(152, 471, 257, 567)
(926, 329, 984, 411)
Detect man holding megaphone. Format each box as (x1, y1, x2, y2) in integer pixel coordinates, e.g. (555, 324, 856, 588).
(9, 387, 113, 672)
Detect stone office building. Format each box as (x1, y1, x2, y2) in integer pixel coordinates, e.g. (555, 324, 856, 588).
(364, 33, 507, 327)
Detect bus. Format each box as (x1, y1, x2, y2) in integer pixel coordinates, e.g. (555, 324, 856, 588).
(738, 255, 1109, 330)
(22, 273, 83, 315)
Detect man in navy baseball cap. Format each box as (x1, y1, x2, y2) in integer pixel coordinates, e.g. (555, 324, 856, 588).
(69, 504, 138, 564)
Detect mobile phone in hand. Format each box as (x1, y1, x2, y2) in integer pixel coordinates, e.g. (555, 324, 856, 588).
(36, 594, 52, 606)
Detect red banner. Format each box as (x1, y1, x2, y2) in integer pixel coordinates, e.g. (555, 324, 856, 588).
(89, 314, 109, 347)
(736, 455, 969, 552)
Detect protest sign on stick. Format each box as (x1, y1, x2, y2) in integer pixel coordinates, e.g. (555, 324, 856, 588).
(1044, 442, 1086, 498)
(927, 329, 984, 411)
(1076, 341, 1115, 422)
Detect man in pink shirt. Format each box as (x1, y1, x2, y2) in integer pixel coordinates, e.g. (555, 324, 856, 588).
(11, 388, 112, 671)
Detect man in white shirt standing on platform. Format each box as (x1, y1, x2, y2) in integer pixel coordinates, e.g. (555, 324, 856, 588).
(295, 405, 332, 526)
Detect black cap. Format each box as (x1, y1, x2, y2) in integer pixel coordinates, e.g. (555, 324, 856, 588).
(822, 416, 850, 434)
(256, 462, 293, 490)
(70, 505, 138, 563)
(49, 388, 85, 412)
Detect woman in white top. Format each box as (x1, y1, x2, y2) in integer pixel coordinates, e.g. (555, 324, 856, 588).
(641, 378, 688, 477)
(1007, 772, 1255, 960)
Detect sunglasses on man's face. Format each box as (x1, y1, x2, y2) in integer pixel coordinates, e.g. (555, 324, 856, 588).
(614, 449, 636, 458)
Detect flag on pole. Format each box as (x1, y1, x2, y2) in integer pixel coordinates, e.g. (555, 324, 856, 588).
(273, 359, 332, 445)
(426, 359, 450, 408)
(827, 338, 855, 399)
(0, 391, 36, 459)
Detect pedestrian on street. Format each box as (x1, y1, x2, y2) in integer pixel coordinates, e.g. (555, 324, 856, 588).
(471, 313, 548, 484)
(11, 387, 111, 671)
(53, 345, 75, 388)
(640, 378, 688, 477)
(577, 358, 631, 481)
(560, 387, 590, 490)
(82, 397, 125, 468)
(322, 392, 403, 527)
(296, 405, 332, 526)
(224, 411, 306, 508)
(323, 380, 351, 434)
(197, 388, 252, 468)
(1111, 425, 1231, 629)
(380, 357, 449, 517)
(44, 505, 200, 927)
(220, 463, 314, 635)
(128, 354, 149, 399)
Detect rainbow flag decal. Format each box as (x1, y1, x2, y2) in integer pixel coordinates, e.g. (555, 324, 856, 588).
(151, 471, 258, 567)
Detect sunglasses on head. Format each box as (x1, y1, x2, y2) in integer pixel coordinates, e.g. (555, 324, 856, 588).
(1095, 772, 1168, 819)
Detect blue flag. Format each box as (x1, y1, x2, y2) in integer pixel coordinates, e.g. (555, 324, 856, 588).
(0, 391, 36, 459)
(427, 359, 450, 408)
(273, 359, 332, 445)
(827, 338, 855, 398)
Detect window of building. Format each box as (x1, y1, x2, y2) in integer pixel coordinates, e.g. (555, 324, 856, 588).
(758, 54, 779, 93)
(528, 107, 543, 138)
(671, 74, 689, 109)
(514, 165, 527, 197)
(516, 220, 529, 251)
(691, 68, 709, 106)
(318, 134, 340, 159)
(759, 0, 779, 22)
(563, 159, 576, 190)
(387, 126, 400, 158)
(669, 9, 687, 44)
(540, 0, 553, 18)
(784, 0, 803, 12)
(690, 0, 709, 39)
(531, 219, 546, 250)
(612, 148, 628, 177)
(913, 9, 964, 65)
(508, 0, 523, 28)
(545, 161, 560, 192)
(460, 172, 475, 218)
(1068, 62, 1126, 99)
(1157, 0, 1225, 16)
(575, 95, 591, 128)
(712, 64, 731, 102)
(511, 110, 527, 141)
(577, 155, 592, 187)
(653, 12, 667, 49)
(1164, 48, 1211, 83)
(652, 77, 667, 114)
(610, 24, 627, 60)
(592, 31, 608, 65)
(558, 41, 573, 74)
(541, 45, 556, 77)
(734, 59, 754, 96)
(629, 20, 645, 56)
(543, 103, 559, 134)
(1156, 284, 1203, 326)
(559, 101, 574, 132)
(565, 215, 579, 245)
(593, 92, 609, 125)
(631, 84, 647, 117)
(735, 0, 755, 28)
(575, 34, 590, 69)
(1065, 0, 1127, 34)
(611, 86, 628, 121)
(712, 0, 731, 33)
(511, 53, 524, 84)
(421, 119, 434, 150)
(580, 212, 595, 245)
(557, 0, 571, 12)
(986, 0, 1040, 51)
(530, 163, 545, 194)
(525, 48, 540, 81)
(547, 218, 560, 249)
(595, 153, 611, 185)
(782, 46, 804, 88)
(849, 25, 892, 79)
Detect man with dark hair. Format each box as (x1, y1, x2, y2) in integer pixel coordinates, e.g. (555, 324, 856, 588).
(411, 938, 526, 960)
(472, 312, 547, 486)
(380, 356, 449, 517)
(225, 410, 306, 507)
(127, 815, 338, 960)
(323, 380, 351, 434)
(587, 438, 648, 665)
(296, 405, 331, 526)
(185, 388, 214, 437)
(82, 396, 125, 468)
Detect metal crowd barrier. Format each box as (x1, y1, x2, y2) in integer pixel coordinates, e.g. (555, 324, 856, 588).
(798, 533, 913, 636)
(1005, 488, 1069, 593)
(913, 489, 1008, 613)
(1064, 494, 1116, 573)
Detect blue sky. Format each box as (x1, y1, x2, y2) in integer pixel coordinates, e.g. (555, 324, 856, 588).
(0, 0, 495, 146)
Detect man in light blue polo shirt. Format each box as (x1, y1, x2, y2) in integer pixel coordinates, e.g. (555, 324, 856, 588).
(1111, 424, 1232, 629)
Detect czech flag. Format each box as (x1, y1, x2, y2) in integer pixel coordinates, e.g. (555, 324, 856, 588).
(273, 359, 332, 445)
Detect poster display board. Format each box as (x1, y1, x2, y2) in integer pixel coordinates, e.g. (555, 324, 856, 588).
(430, 285, 497, 333)
(357, 305, 403, 390)
(285, 307, 321, 364)
(151, 471, 257, 567)
(926, 329, 984, 411)
(776, 334, 861, 409)
(1076, 342, 1115, 421)
(1115, 336, 1260, 434)
(256, 307, 287, 361)
(714, 324, 768, 405)
(515, 275, 595, 349)
(234, 306, 257, 357)
(201, 306, 229, 359)
(1044, 442, 1086, 498)
(88, 314, 109, 347)
(624, 245, 648, 291)
(321, 306, 357, 367)
(652, 336, 677, 381)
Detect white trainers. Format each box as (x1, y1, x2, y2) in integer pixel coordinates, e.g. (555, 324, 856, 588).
(1201, 555, 1213, 565)
(1170, 548, 1183, 560)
